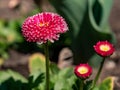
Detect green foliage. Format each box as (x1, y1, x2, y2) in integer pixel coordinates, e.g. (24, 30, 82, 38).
(0, 57, 114, 90)
(0, 54, 46, 90)
(74, 77, 114, 90)
(28, 53, 78, 90)
(89, 77, 114, 90)
(27, 72, 45, 90)
(0, 69, 45, 90)
(53, 67, 76, 90)
(0, 70, 27, 90)
(97, 77, 114, 90)
(49, 0, 115, 63)
(28, 53, 46, 73)
(84, 80, 93, 90)
(0, 70, 27, 84)
(50, 62, 60, 75)
(0, 20, 23, 59)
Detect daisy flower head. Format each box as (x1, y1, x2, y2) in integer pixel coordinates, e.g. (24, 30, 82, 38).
(94, 41, 114, 57)
(74, 63, 92, 79)
(22, 12, 68, 44)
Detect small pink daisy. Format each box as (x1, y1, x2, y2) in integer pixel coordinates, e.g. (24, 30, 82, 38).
(94, 41, 114, 57)
(22, 12, 68, 44)
(74, 63, 92, 79)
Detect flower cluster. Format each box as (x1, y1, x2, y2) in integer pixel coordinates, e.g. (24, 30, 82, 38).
(74, 41, 115, 79)
(22, 11, 115, 90)
(22, 12, 68, 44)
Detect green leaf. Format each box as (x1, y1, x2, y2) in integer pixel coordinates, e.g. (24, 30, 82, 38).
(0, 70, 28, 90)
(28, 53, 46, 73)
(58, 67, 74, 78)
(0, 78, 24, 90)
(0, 71, 11, 84)
(98, 77, 114, 90)
(7, 70, 27, 83)
(28, 72, 45, 89)
(50, 62, 60, 75)
(0, 70, 27, 84)
(53, 67, 77, 90)
(89, 0, 113, 29)
(49, 0, 87, 37)
(54, 79, 72, 90)
(84, 80, 93, 90)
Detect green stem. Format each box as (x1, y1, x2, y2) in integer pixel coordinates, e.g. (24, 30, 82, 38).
(91, 57, 106, 90)
(44, 42, 49, 90)
(80, 79, 84, 90)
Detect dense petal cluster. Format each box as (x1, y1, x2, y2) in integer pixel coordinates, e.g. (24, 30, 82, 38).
(22, 12, 68, 43)
(74, 63, 92, 79)
(94, 41, 114, 57)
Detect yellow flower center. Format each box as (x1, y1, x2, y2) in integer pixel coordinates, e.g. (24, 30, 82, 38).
(78, 67, 88, 74)
(39, 22, 49, 27)
(100, 45, 110, 51)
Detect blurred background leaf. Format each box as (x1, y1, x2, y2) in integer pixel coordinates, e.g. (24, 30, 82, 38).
(28, 53, 46, 73)
(0, 70, 27, 84)
(98, 77, 114, 90)
(0, 19, 23, 60)
(49, 0, 116, 64)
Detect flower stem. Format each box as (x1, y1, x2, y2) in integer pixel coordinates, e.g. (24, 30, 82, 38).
(80, 79, 84, 90)
(44, 42, 50, 90)
(91, 57, 106, 90)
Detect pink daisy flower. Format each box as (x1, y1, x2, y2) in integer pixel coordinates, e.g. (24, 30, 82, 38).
(74, 63, 92, 79)
(94, 41, 114, 57)
(22, 12, 68, 44)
